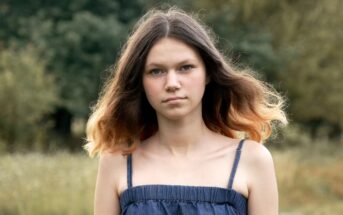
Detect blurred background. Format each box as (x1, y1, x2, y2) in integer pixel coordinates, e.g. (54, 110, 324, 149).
(0, 0, 342, 214)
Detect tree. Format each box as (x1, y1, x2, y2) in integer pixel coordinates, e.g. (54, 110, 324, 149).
(0, 0, 146, 141)
(189, 0, 283, 83)
(266, 0, 343, 136)
(0, 46, 59, 151)
(192, 0, 343, 137)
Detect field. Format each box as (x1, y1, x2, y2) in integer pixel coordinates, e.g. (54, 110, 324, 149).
(0, 145, 342, 215)
(275, 147, 343, 214)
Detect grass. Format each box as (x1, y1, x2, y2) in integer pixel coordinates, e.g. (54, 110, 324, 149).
(273, 146, 343, 215)
(0, 145, 342, 215)
(0, 152, 97, 215)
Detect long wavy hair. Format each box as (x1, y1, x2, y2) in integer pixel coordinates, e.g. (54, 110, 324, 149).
(84, 7, 288, 157)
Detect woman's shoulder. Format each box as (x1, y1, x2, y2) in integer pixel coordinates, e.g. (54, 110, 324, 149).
(98, 150, 127, 176)
(97, 151, 128, 194)
(240, 139, 277, 187)
(216, 137, 274, 167)
(241, 139, 274, 166)
(99, 150, 127, 167)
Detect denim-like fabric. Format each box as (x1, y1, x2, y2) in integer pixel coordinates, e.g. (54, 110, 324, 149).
(120, 185, 247, 215)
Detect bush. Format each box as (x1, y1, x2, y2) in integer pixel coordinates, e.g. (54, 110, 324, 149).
(0, 46, 60, 151)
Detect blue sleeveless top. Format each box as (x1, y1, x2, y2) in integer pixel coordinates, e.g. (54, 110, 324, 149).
(120, 139, 247, 215)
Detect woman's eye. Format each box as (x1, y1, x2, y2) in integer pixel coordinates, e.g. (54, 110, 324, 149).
(180, 65, 194, 72)
(149, 69, 163, 76)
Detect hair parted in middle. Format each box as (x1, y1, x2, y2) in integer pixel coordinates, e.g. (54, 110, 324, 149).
(85, 7, 287, 156)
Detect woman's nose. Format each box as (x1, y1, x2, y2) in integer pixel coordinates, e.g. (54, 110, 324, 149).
(165, 70, 181, 92)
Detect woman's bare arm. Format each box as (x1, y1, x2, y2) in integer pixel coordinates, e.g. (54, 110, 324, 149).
(94, 152, 124, 215)
(246, 141, 279, 215)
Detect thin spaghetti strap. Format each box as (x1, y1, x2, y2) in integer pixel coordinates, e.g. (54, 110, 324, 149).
(228, 139, 245, 189)
(127, 154, 133, 188)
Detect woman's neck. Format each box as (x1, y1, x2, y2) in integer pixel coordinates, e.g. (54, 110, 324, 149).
(152, 113, 213, 157)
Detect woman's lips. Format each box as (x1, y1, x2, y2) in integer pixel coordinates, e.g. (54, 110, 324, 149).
(163, 96, 186, 103)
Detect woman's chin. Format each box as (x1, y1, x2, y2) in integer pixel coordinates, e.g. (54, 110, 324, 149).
(159, 112, 187, 121)
(156, 108, 200, 122)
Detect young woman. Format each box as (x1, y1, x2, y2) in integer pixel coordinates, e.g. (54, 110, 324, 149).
(85, 7, 287, 215)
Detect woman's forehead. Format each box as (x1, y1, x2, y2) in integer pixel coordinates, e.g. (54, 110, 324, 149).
(145, 37, 202, 68)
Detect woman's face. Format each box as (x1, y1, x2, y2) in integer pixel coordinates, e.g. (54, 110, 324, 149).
(143, 37, 208, 120)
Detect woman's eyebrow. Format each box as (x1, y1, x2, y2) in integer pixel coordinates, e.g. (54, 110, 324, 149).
(145, 62, 164, 69)
(145, 59, 196, 69)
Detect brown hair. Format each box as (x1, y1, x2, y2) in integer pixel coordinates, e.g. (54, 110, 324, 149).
(84, 7, 288, 157)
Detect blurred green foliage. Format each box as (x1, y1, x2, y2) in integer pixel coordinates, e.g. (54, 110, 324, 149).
(0, 0, 342, 151)
(0, 46, 59, 151)
(193, 0, 343, 134)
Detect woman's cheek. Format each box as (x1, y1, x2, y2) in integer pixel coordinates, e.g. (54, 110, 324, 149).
(144, 85, 160, 108)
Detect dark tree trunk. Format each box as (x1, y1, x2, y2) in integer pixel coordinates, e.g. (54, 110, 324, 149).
(51, 107, 84, 151)
(52, 107, 73, 136)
